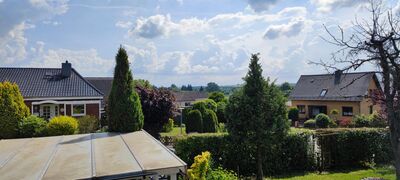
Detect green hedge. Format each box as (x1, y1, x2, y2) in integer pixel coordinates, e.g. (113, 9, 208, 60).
(175, 131, 315, 176)
(316, 128, 392, 169)
(175, 128, 393, 176)
(186, 110, 203, 133)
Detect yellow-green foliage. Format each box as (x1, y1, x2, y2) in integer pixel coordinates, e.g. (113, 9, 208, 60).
(77, 115, 99, 133)
(188, 151, 211, 180)
(0, 81, 30, 139)
(47, 116, 78, 136)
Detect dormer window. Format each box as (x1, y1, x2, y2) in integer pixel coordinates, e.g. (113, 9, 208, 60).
(320, 89, 328, 96)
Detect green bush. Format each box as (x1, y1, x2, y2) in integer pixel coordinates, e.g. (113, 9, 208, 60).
(175, 131, 315, 176)
(202, 109, 218, 132)
(186, 110, 203, 133)
(162, 118, 174, 132)
(18, 115, 47, 137)
(46, 116, 79, 136)
(288, 107, 299, 121)
(369, 112, 387, 128)
(315, 113, 330, 128)
(216, 102, 227, 123)
(77, 115, 99, 133)
(0, 81, 30, 139)
(207, 167, 238, 180)
(193, 99, 217, 113)
(304, 119, 316, 128)
(354, 114, 371, 127)
(316, 128, 392, 168)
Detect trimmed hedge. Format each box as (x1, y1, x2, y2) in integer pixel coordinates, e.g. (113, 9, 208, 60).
(186, 110, 203, 133)
(315, 113, 330, 128)
(175, 128, 392, 176)
(77, 115, 99, 133)
(316, 128, 392, 169)
(304, 119, 316, 129)
(175, 131, 315, 176)
(203, 109, 218, 132)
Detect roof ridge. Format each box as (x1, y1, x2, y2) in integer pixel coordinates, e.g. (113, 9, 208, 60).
(0, 67, 60, 70)
(300, 71, 377, 77)
(72, 68, 104, 96)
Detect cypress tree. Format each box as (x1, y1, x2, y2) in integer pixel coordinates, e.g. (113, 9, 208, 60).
(108, 46, 144, 132)
(226, 54, 289, 179)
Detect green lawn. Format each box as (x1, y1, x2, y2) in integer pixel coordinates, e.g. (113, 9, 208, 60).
(160, 126, 186, 137)
(268, 166, 395, 180)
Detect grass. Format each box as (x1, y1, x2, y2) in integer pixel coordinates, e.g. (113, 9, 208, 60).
(160, 126, 186, 137)
(268, 166, 395, 180)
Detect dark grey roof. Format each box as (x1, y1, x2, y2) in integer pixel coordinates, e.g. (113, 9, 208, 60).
(0, 68, 103, 98)
(85, 77, 113, 100)
(172, 91, 208, 102)
(289, 72, 379, 101)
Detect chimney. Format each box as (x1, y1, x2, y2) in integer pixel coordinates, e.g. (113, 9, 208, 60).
(334, 70, 342, 85)
(61, 61, 72, 78)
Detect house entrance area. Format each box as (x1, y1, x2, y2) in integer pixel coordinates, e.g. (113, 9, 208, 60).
(31, 100, 64, 120)
(308, 105, 327, 118)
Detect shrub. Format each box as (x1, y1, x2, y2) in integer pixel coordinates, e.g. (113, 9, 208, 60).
(207, 167, 238, 180)
(216, 102, 227, 123)
(77, 115, 99, 133)
(316, 128, 392, 168)
(369, 111, 387, 128)
(0, 81, 30, 139)
(46, 116, 79, 136)
(186, 110, 203, 133)
(354, 114, 371, 127)
(193, 99, 217, 113)
(188, 151, 211, 180)
(19, 115, 47, 137)
(175, 131, 315, 176)
(339, 118, 353, 127)
(303, 119, 316, 128)
(162, 118, 174, 132)
(288, 107, 299, 122)
(202, 109, 218, 132)
(315, 113, 330, 128)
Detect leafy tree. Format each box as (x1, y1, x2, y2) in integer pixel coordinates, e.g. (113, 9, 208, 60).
(288, 107, 299, 122)
(279, 82, 293, 97)
(135, 86, 175, 139)
(170, 84, 179, 91)
(206, 82, 220, 92)
(226, 54, 289, 180)
(208, 92, 227, 103)
(0, 81, 30, 139)
(108, 47, 144, 132)
(312, 2, 400, 177)
(133, 79, 153, 89)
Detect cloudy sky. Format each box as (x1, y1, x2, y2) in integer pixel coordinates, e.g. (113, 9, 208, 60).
(1, 0, 399, 86)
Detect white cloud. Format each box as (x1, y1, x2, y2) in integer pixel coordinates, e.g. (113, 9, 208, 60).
(264, 18, 306, 39)
(129, 14, 208, 38)
(246, 0, 279, 12)
(115, 21, 133, 29)
(311, 0, 367, 12)
(0, 23, 29, 65)
(30, 48, 113, 76)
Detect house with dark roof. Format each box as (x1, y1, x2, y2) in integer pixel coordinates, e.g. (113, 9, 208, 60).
(289, 71, 382, 121)
(0, 61, 103, 120)
(172, 91, 208, 108)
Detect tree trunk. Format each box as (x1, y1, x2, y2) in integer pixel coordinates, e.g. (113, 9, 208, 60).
(390, 130, 400, 180)
(256, 147, 263, 180)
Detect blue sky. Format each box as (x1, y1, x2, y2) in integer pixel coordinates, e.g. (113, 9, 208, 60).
(1, 0, 399, 86)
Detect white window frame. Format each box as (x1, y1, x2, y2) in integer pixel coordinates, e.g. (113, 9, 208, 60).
(320, 89, 328, 97)
(71, 104, 86, 116)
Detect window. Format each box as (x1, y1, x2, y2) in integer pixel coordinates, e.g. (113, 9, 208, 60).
(297, 105, 306, 114)
(342, 107, 353, 116)
(42, 106, 51, 120)
(320, 89, 328, 96)
(72, 104, 85, 116)
(369, 105, 373, 114)
(55, 105, 59, 116)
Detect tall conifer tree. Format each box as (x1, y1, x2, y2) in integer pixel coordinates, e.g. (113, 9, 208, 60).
(108, 46, 144, 132)
(226, 54, 289, 179)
